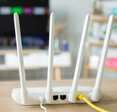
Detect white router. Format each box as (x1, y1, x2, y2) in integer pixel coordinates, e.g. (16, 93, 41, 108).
(12, 13, 114, 105)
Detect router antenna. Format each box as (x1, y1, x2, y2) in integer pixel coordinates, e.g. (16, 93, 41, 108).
(45, 13, 55, 103)
(91, 15, 114, 101)
(68, 15, 90, 102)
(14, 13, 28, 104)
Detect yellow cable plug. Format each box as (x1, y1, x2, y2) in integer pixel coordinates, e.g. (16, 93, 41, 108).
(76, 94, 109, 112)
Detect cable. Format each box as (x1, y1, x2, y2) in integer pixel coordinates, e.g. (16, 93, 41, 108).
(39, 96, 48, 112)
(76, 94, 109, 112)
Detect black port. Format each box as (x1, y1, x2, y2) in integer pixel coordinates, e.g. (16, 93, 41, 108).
(60, 95, 66, 100)
(53, 95, 58, 100)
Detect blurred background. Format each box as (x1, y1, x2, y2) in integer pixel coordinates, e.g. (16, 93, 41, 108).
(0, 0, 117, 81)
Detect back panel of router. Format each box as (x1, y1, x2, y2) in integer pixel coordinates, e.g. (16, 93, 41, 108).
(12, 86, 95, 105)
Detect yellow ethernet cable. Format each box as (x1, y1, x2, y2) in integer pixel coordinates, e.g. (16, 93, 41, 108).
(76, 94, 109, 112)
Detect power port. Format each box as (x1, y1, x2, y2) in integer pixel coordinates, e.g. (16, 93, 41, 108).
(53, 95, 58, 100)
(60, 95, 66, 100)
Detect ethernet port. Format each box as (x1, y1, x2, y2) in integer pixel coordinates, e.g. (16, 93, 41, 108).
(60, 95, 66, 100)
(53, 95, 58, 100)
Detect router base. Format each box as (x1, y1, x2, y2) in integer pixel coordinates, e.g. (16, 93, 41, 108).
(12, 86, 100, 105)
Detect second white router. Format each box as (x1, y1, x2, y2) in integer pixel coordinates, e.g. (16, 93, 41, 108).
(12, 13, 114, 105)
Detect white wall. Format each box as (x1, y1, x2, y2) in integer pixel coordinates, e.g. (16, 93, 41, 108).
(50, 0, 92, 78)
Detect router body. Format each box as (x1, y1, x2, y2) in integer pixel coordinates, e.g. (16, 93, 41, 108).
(12, 13, 114, 105)
(12, 86, 98, 105)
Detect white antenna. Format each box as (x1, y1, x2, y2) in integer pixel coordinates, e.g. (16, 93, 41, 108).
(45, 13, 55, 103)
(14, 13, 28, 104)
(91, 15, 114, 101)
(68, 15, 90, 102)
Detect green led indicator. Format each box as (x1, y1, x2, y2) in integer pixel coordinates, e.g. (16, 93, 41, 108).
(11, 7, 23, 15)
(88, 52, 91, 57)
